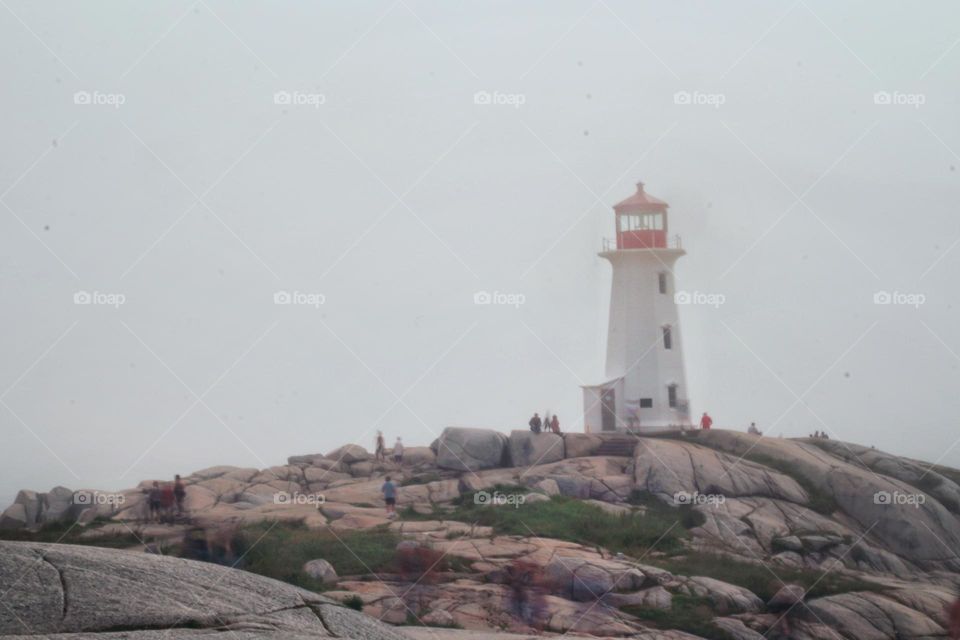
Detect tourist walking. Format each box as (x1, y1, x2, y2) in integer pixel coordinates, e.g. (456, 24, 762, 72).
(147, 481, 162, 523)
(700, 412, 713, 430)
(382, 476, 398, 518)
(393, 437, 404, 464)
(528, 413, 542, 434)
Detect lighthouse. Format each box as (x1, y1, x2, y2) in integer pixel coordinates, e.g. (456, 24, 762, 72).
(583, 181, 691, 433)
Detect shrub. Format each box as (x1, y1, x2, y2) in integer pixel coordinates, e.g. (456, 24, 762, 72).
(622, 594, 735, 640)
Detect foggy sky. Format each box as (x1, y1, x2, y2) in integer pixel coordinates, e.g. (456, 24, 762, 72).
(2, 1, 959, 506)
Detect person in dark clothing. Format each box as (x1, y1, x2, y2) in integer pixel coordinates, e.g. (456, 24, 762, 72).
(173, 474, 187, 515)
(528, 413, 542, 434)
(147, 481, 161, 523)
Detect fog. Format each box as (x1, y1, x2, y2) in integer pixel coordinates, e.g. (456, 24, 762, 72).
(2, 1, 958, 506)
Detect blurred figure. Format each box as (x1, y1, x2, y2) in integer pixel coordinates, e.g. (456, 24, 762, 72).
(945, 596, 960, 639)
(748, 422, 761, 435)
(528, 413, 542, 434)
(393, 437, 404, 464)
(147, 481, 161, 523)
(159, 482, 175, 524)
(700, 412, 713, 430)
(375, 431, 385, 462)
(504, 559, 547, 629)
(173, 474, 187, 516)
(382, 475, 397, 518)
(550, 415, 560, 434)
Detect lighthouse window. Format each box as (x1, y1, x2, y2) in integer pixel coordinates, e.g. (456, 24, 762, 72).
(662, 325, 672, 350)
(668, 385, 678, 408)
(639, 398, 653, 408)
(658, 272, 668, 294)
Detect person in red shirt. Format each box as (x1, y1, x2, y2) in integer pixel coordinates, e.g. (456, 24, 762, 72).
(700, 412, 713, 430)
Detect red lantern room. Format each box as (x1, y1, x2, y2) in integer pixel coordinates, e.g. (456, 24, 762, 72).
(613, 181, 669, 249)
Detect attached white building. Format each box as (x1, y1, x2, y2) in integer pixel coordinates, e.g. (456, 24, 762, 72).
(583, 182, 691, 433)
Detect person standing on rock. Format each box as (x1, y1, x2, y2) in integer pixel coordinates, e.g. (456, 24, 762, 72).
(393, 437, 404, 464)
(550, 415, 560, 434)
(147, 481, 162, 523)
(375, 431, 386, 462)
(382, 476, 398, 519)
(529, 413, 542, 434)
(700, 412, 713, 430)
(173, 474, 187, 516)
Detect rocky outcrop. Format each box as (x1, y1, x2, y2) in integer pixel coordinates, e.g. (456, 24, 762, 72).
(0, 540, 410, 638)
(508, 430, 564, 467)
(436, 427, 510, 471)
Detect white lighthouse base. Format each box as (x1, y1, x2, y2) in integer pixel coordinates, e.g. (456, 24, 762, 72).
(582, 379, 691, 435)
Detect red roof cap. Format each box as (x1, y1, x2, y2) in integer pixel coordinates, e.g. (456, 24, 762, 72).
(613, 181, 668, 213)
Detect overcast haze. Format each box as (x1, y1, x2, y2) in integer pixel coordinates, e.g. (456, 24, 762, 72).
(2, 1, 959, 506)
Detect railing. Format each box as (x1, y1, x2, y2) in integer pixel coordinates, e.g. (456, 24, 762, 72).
(602, 234, 682, 251)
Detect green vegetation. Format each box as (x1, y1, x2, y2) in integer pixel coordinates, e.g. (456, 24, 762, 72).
(235, 522, 400, 590)
(655, 551, 883, 602)
(443, 492, 696, 556)
(0, 518, 142, 548)
(622, 594, 735, 640)
(342, 594, 364, 611)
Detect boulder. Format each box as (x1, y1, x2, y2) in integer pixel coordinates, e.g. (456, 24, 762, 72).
(0, 540, 411, 638)
(303, 558, 338, 585)
(436, 427, 509, 471)
(38, 486, 77, 524)
(0, 503, 27, 530)
(767, 583, 805, 609)
(563, 433, 604, 458)
(326, 444, 370, 464)
(401, 446, 436, 466)
(508, 430, 564, 467)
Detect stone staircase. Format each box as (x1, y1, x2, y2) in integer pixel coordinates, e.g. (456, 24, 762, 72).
(594, 435, 640, 457)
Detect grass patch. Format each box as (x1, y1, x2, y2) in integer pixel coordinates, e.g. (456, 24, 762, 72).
(655, 551, 883, 602)
(622, 594, 735, 640)
(235, 522, 400, 590)
(441, 493, 694, 557)
(0, 518, 142, 548)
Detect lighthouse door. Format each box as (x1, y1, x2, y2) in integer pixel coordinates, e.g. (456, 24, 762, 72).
(601, 389, 617, 431)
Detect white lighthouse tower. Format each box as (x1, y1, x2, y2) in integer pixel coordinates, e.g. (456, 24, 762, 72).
(583, 181, 691, 433)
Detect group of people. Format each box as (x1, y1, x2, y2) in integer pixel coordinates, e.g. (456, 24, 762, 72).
(375, 431, 405, 463)
(808, 430, 830, 439)
(528, 412, 561, 434)
(144, 474, 187, 523)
